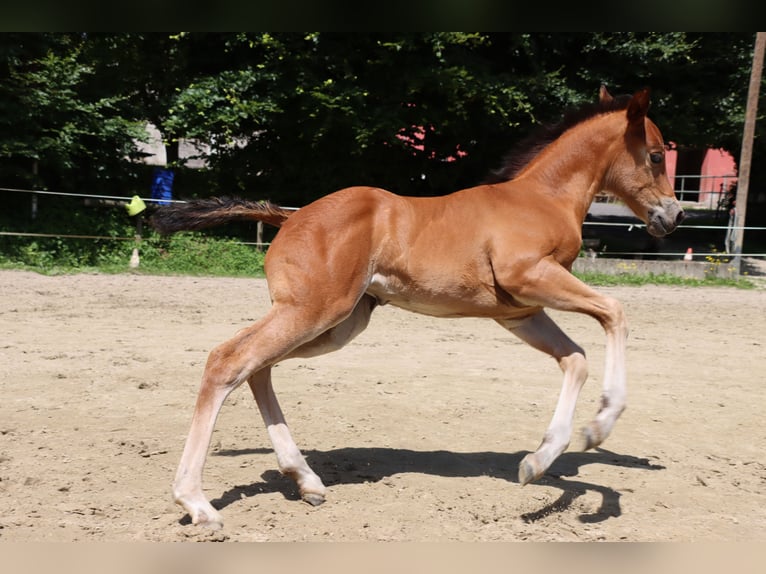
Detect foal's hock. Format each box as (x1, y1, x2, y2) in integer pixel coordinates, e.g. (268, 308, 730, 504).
(152, 86, 683, 529)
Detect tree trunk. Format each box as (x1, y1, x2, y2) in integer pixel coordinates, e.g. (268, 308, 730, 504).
(165, 139, 180, 167)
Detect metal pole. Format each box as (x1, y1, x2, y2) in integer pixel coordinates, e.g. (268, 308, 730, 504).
(733, 32, 766, 274)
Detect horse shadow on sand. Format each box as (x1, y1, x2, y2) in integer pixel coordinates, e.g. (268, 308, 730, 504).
(183, 446, 665, 526)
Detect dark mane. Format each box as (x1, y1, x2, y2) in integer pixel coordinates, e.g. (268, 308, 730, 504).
(484, 92, 632, 184)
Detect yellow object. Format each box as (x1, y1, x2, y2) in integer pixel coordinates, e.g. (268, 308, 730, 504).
(126, 195, 147, 216)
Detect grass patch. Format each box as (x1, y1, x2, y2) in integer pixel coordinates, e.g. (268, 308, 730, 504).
(574, 270, 756, 289)
(0, 232, 266, 277)
(0, 232, 758, 289)
(134, 233, 265, 277)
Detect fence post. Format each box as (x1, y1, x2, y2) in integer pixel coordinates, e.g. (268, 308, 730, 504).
(130, 216, 142, 268)
(732, 32, 765, 274)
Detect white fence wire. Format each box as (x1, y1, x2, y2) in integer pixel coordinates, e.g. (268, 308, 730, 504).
(2, 186, 766, 258)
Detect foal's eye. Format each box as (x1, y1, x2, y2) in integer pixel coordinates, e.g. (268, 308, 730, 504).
(649, 152, 663, 164)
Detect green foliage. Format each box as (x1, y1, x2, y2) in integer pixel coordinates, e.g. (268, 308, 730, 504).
(0, 33, 148, 191)
(0, 235, 128, 273)
(3, 32, 764, 202)
(159, 33, 547, 200)
(0, 196, 135, 271)
(146, 32, 766, 205)
(0, 231, 266, 277)
(0, 194, 264, 276)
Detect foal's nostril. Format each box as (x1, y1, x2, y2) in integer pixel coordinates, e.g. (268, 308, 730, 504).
(675, 210, 686, 225)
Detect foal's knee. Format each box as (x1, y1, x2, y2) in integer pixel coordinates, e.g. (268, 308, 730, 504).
(558, 350, 588, 379)
(600, 296, 629, 337)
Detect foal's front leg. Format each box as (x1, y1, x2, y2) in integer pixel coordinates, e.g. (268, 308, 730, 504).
(498, 262, 630, 483)
(497, 311, 589, 485)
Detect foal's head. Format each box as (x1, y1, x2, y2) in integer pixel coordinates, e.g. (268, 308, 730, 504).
(601, 86, 685, 237)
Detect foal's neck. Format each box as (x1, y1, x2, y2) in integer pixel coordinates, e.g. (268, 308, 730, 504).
(520, 112, 624, 222)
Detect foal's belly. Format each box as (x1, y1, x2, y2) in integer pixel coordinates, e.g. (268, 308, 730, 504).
(366, 273, 538, 319)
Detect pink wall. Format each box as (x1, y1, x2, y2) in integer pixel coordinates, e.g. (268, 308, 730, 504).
(666, 145, 737, 206)
(666, 146, 677, 187)
(700, 148, 737, 195)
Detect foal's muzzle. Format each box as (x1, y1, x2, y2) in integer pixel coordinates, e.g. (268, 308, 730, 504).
(647, 200, 685, 237)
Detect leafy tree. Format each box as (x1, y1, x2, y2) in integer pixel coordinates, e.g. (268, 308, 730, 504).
(159, 33, 551, 203)
(80, 32, 203, 166)
(0, 33, 147, 193)
(1, 32, 763, 211)
(158, 32, 765, 209)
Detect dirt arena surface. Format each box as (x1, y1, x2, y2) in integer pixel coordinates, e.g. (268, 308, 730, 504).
(1, 269, 765, 542)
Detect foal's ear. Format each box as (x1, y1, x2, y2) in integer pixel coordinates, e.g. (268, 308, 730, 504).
(599, 85, 614, 105)
(627, 87, 651, 126)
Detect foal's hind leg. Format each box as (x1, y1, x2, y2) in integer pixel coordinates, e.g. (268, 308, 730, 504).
(497, 311, 588, 485)
(247, 295, 377, 506)
(249, 368, 326, 506)
(172, 305, 345, 528)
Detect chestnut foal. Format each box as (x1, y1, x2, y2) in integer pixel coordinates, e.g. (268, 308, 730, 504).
(152, 86, 683, 528)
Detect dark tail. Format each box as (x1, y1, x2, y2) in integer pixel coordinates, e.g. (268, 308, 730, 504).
(150, 197, 293, 235)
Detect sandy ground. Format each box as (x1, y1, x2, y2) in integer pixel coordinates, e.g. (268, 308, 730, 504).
(1, 269, 765, 542)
